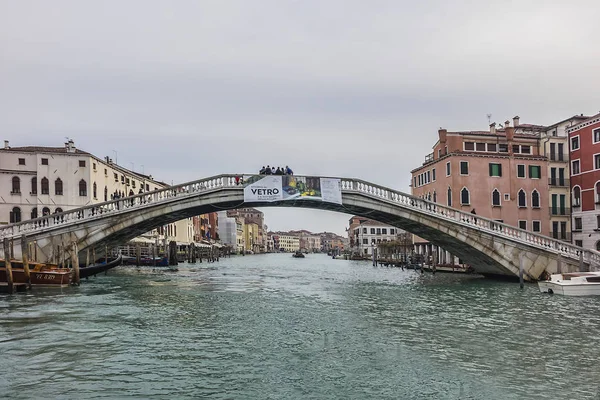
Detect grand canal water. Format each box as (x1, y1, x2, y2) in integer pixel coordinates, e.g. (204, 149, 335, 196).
(2, 253, 600, 399)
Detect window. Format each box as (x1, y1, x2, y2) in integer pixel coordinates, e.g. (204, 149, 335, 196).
(504, 193, 510, 201)
(595, 128, 600, 144)
(437, 149, 441, 158)
(444, 145, 448, 155)
(447, 187, 452, 207)
(558, 143, 564, 161)
(460, 187, 470, 205)
(433, 191, 437, 203)
(104, 186, 108, 202)
(517, 165, 525, 178)
(132, 181, 136, 188)
(519, 220, 527, 230)
(489, 163, 502, 177)
(31, 208, 38, 219)
(432, 169, 436, 181)
(121, 175, 125, 183)
(55, 208, 63, 214)
(531, 190, 540, 208)
(492, 189, 501, 206)
(42, 207, 50, 216)
(363, 239, 368, 245)
(9, 207, 21, 223)
(518, 189, 526, 207)
(126, 178, 130, 186)
(79, 160, 86, 167)
(597, 215, 600, 229)
(369, 228, 374, 234)
(487, 143, 497, 152)
(521, 145, 531, 154)
(572, 160, 580, 175)
(146, 184, 150, 191)
(574, 217, 582, 230)
(55, 178, 63, 195)
(114, 173, 118, 182)
(104, 168, 108, 176)
(446, 162, 451, 176)
(464, 142, 475, 151)
(460, 161, 469, 175)
(376, 228, 381, 235)
(571, 136, 579, 151)
(79, 179, 87, 196)
(550, 143, 556, 160)
(11, 176, 20, 194)
(382, 228, 387, 234)
(93, 163, 97, 170)
(513, 145, 520, 154)
(31, 177, 37, 195)
(596, 182, 600, 204)
(413, 177, 417, 187)
(41, 177, 49, 194)
(93, 182, 97, 199)
(573, 186, 581, 207)
(529, 165, 541, 179)
(390, 229, 395, 234)
(595, 154, 600, 170)
(499, 144, 508, 153)
(18, 158, 25, 165)
(362, 228, 367, 234)
(575, 240, 583, 247)
(476, 143, 486, 151)
(41, 158, 48, 165)
(533, 221, 541, 232)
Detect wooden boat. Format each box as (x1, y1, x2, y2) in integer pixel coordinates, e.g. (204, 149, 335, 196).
(0, 260, 71, 287)
(292, 251, 305, 258)
(120, 255, 169, 266)
(80, 255, 122, 278)
(538, 272, 600, 296)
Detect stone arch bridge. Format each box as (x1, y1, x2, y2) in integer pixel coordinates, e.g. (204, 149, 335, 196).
(1, 174, 598, 281)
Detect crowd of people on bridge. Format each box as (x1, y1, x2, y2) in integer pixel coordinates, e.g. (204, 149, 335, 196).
(259, 165, 293, 175)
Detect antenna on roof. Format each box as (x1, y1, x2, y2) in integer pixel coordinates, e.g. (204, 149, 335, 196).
(486, 114, 492, 125)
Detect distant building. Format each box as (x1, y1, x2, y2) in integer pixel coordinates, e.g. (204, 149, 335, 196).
(347, 216, 406, 256)
(228, 208, 265, 252)
(217, 211, 237, 247)
(278, 235, 300, 252)
(568, 113, 600, 250)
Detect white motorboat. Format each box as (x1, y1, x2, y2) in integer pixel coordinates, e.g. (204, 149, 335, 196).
(538, 272, 600, 296)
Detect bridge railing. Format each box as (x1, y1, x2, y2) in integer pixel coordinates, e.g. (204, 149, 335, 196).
(0, 174, 242, 241)
(340, 178, 600, 268)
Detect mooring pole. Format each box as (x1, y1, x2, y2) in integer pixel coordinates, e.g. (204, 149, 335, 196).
(86, 249, 90, 268)
(71, 242, 80, 285)
(21, 235, 31, 289)
(519, 253, 524, 289)
(3, 238, 14, 294)
(557, 252, 562, 274)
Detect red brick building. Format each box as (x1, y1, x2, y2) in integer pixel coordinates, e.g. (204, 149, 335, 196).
(568, 113, 600, 249)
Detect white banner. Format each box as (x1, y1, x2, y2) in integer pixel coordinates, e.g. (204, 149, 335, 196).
(320, 178, 342, 204)
(243, 176, 283, 202)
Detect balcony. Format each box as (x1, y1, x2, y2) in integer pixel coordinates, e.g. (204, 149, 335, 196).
(549, 232, 572, 242)
(549, 207, 571, 216)
(548, 178, 569, 187)
(549, 153, 567, 162)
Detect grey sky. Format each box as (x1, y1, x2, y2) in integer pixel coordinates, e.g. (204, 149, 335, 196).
(1, 0, 599, 236)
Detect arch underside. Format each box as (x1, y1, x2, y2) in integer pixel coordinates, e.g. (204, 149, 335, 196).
(66, 191, 529, 279)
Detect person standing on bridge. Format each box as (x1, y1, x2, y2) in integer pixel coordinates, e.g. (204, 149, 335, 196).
(471, 208, 477, 224)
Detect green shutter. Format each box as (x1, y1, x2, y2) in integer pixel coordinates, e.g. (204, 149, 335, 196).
(489, 164, 493, 176)
(498, 164, 502, 177)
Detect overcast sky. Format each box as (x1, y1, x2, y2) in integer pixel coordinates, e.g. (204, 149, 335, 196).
(1, 1, 599, 236)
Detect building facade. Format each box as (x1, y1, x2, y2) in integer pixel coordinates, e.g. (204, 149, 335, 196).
(568, 113, 600, 250)
(348, 216, 405, 256)
(278, 235, 300, 252)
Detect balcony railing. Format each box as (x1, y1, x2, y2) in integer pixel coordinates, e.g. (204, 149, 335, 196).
(549, 178, 570, 187)
(550, 207, 571, 216)
(549, 153, 568, 162)
(549, 232, 572, 242)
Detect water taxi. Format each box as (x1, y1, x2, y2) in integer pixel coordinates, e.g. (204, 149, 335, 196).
(538, 272, 600, 296)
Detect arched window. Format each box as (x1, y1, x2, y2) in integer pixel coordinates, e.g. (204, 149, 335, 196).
(79, 179, 87, 196)
(128, 189, 134, 197)
(532, 190, 540, 208)
(573, 186, 581, 207)
(518, 189, 526, 207)
(104, 186, 108, 202)
(9, 207, 21, 223)
(596, 241, 600, 252)
(11, 176, 20, 194)
(460, 187, 470, 205)
(55, 178, 63, 195)
(42, 207, 51, 216)
(433, 191, 437, 203)
(447, 187, 452, 207)
(93, 182, 97, 199)
(492, 189, 501, 206)
(41, 177, 49, 194)
(31, 208, 38, 219)
(55, 208, 63, 214)
(31, 177, 37, 195)
(427, 192, 431, 201)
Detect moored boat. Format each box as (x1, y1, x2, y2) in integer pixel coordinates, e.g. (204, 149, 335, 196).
(292, 251, 305, 258)
(80, 255, 122, 278)
(1, 260, 71, 287)
(538, 272, 600, 296)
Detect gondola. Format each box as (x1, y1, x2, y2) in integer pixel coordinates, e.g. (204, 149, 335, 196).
(80, 255, 123, 278)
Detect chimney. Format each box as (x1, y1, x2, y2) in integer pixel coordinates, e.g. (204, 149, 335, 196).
(513, 116, 520, 127)
(506, 126, 515, 142)
(3, 140, 9, 149)
(505, 120, 511, 128)
(65, 139, 76, 153)
(438, 128, 447, 144)
(489, 122, 496, 134)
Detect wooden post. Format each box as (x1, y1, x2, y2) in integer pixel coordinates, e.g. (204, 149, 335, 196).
(92, 248, 96, 266)
(86, 249, 90, 268)
(34, 240, 38, 262)
(136, 243, 141, 266)
(3, 238, 14, 294)
(519, 253, 524, 289)
(21, 235, 31, 289)
(105, 246, 108, 264)
(70, 242, 80, 285)
(153, 242, 157, 267)
(10, 239, 14, 260)
(557, 252, 562, 274)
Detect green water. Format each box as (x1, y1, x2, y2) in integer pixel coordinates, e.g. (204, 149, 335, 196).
(1, 253, 600, 399)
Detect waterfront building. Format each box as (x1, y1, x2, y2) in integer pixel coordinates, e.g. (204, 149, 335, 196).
(347, 216, 406, 256)
(0, 139, 193, 246)
(320, 232, 347, 253)
(235, 217, 245, 253)
(278, 235, 300, 252)
(243, 222, 260, 253)
(228, 208, 265, 252)
(568, 113, 600, 249)
(410, 118, 550, 235)
(216, 211, 237, 248)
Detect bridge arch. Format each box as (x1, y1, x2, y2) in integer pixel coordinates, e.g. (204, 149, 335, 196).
(1, 174, 598, 281)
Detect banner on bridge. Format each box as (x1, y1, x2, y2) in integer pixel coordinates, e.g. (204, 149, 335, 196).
(243, 176, 342, 204)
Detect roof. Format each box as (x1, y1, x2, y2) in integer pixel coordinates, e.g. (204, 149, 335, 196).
(1, 146, 91, 155)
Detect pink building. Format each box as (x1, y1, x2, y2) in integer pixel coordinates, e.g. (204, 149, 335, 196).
(411, 118, 550, 235)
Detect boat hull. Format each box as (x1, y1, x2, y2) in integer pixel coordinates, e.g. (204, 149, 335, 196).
(538, 281, 600, 296)
(1, 268, 71, 287)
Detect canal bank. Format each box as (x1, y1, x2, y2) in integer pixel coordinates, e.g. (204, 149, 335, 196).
(1, 253, 599, 399)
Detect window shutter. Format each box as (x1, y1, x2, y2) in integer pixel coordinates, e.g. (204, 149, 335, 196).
(498, 164, 502, 177)
(489, 164, 492, 176)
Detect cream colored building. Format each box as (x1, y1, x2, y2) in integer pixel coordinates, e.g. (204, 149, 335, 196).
(278, 235, 300, 252)
(235, 216, 245, 253)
